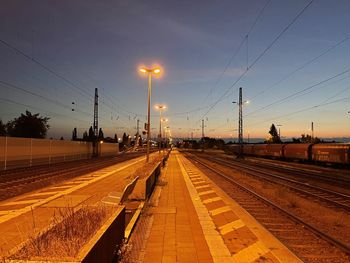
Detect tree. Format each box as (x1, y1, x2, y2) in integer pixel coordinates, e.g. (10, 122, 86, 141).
(0, 120, 6, 136)
(88, 126, 94, 141)
(98, 128, 104, 140)
(122, 132, 128, 144)
(114, 133, 118, 143)
(267, 124, 281, 143)
(72, 127, 77, 141)
(298, 134, 321, 143)
(6, 111, 49, 138)
(82, 131, 88, 141)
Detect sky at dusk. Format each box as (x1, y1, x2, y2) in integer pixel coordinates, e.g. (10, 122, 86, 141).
(1, 0, 350, 140)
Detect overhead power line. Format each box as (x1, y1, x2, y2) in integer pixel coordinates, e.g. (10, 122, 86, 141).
(246, 94, 350, 129)
(197, 0, 314, 123)
(0, 97, 87, 124)
(250, 35, 350, 100)
(0, 38, 94, 101)
(199, 0, 271, 109)
(245, 67, 350, 118)
(0, 80, 93, 118)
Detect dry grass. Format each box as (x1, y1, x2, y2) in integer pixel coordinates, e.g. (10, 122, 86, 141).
(11, 205, 113, 260)
(132, 155, 162, 180)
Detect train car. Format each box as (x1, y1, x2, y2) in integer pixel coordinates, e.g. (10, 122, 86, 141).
(243, 144, 255, 155)
(283, 143, 313, 161)
(266, 144, 285, 158)
(311, 143, 350, 165)
(225, 144, 239, 155)
(252, 144, 268, 157)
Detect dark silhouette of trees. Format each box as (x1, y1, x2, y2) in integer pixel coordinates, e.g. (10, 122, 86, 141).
(114, 133, 118, 143)
(83, 131, 88, 141)
(6, 111, 49, 138)
(122, 132, 128, 145)
(72, 127, 77, 141)
(88, 126, 94, 141)
(0, 120, 6, 136)
(199, 137, 225, 149)
(267, 124, 281, 143)
(292, 134, 321, 143)
(98, 128, 104, 140)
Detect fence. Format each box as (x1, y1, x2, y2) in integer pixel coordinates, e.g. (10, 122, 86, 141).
(0, 137, 121, 170)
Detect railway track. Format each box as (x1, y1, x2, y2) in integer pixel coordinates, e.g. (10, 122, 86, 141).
(206, 156, 350, 212)
(185, 153, 350, 263)
(0, 152, 146, 201)
(241, 157, 350, 190)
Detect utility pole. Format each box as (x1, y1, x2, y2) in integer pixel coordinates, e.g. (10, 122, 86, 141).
(238, 87, 243, 158)
(311, 122, 314, 142)
(136, 119, 140, 147)
(93, 88, 98, 157)
(201, 119, 205, 152)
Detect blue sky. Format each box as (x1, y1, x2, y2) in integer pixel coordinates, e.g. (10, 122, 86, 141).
(1, 0, 350, 140)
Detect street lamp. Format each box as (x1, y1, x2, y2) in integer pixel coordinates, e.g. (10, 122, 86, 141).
(155, 104, 167, 153)
(139, 66, 161, 162)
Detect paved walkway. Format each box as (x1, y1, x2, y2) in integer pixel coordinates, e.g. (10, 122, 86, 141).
(142, 151, 302, 263)
(142, 151, 213, 263)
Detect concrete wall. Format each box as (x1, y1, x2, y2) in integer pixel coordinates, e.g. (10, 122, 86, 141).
(99, 142, 119, 157)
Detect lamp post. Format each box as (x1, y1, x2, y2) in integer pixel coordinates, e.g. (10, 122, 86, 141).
(155, 104, 167, 153)
(139, 66, 161, 162)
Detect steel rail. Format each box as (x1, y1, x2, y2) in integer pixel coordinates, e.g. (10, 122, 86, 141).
(186, 154, 350, 255)
(210, 156, 350, 211)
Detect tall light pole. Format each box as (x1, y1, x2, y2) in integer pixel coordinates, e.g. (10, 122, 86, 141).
(155, 104, 167, 153)
(139, 66, 161, 162)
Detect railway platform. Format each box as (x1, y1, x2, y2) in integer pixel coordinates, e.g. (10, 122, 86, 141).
(0, 154, 149, 258)
(139, 151, 302, 263)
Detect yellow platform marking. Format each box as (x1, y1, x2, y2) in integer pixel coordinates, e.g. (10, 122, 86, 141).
(176, 153, 232, 262)
(30, 191, 57, 197)
(232, 240, 269, 262)
(198, 190, 215, 196)
(202, 197, 222, 204)
(0, 200, 38, 206)
(0, 211, 10, 216)
(49, 185, 72, 190)
(0, 157, 145, 224)
(192, 180, 206, 185)
(195, 184, 210, 190)
(209, 206, 231, 216)
(219, 219, 245, 235)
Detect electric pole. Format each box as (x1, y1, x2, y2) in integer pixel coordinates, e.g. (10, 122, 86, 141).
(238, 87, 243, 158)
(311, 122, 314, 142)
(93, 88, 98, 157)
(136, 119, 140, 147)
(201, 119, 205, 152)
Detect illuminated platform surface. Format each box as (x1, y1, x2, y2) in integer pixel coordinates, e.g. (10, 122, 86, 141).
(140, 151, 302, 263)
(0, 155, 149, 257)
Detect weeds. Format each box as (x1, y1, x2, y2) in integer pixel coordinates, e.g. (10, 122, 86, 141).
(11, 205, 113, 260)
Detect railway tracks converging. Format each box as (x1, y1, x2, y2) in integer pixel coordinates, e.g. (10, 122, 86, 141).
(208, 156, 350, 212)
(185, 153, 350, 263)
(0, 152, 145, 201)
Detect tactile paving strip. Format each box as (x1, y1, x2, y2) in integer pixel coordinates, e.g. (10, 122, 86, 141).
(177, 154, 281, 263)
